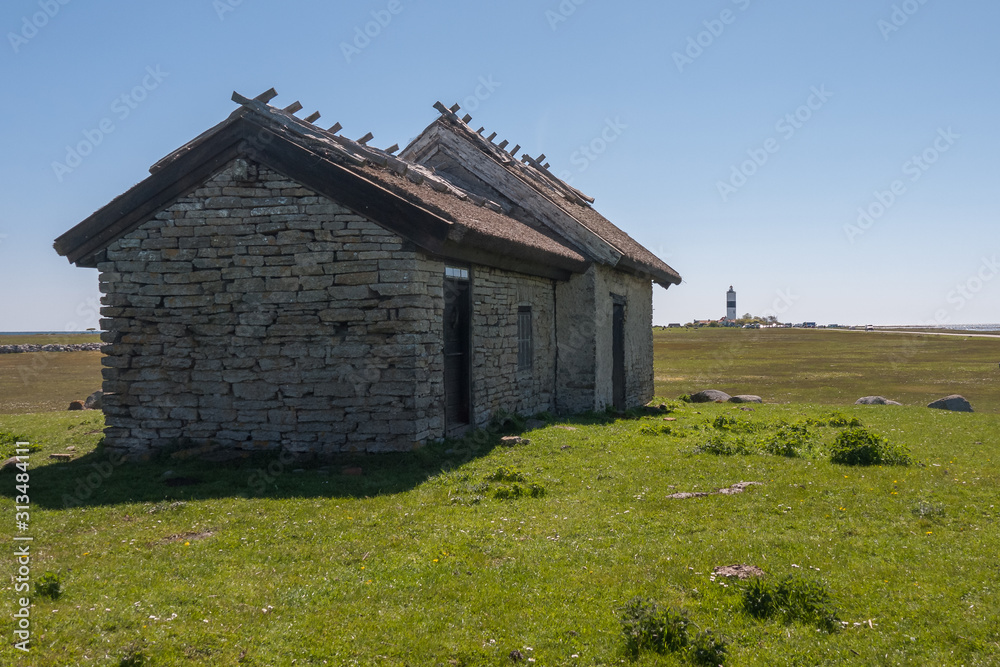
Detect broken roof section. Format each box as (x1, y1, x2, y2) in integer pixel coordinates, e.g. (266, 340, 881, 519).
(54, 89, 680, 288)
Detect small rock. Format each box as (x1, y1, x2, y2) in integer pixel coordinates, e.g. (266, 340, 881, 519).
(855, 396, 902, 405)
(159, 470, 175, 480)
(342, 466, 363, 476)
(68, 400, 85, 411)
(553, 425, 577, 431)
(729, 395, 762, 404)
(690, 389, 732, 403)
(500, 436, 529, 447)
(83, 390, 103, 410)
(1, 457, 21, 472)
(292, 469, 305, 474)
(927, 395, 973, 412)
(49, 453, 73, 461)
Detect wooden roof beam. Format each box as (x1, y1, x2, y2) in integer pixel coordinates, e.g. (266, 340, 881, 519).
(283, 101, 303, 114)
(254, 88, 278, 103)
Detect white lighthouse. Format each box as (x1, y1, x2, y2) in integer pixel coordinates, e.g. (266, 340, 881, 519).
(726, 286, 736, 321)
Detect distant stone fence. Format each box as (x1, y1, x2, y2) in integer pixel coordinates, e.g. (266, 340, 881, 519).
(0, 343, 103, 354)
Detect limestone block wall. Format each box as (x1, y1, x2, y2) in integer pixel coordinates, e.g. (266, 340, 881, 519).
(97, 159, 443, 458)
(469, 266, 557, 427)
(594, 264, 655, 410)
(554, 268, 597, 414)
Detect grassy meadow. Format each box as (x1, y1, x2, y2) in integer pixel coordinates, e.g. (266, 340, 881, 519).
(0, 334, 103, 414)
(654, 327, 1000, 411)
(1, 329, 999, 666)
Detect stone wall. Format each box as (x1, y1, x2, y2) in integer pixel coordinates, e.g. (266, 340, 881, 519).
(554, 268, 597, 414)
(470, 266, 557, 427)
(594, 264, 655, 410)
(98, 159, 443, 459)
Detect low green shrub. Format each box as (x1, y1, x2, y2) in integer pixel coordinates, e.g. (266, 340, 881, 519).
(620, 597, 728, 664)
(639, 423, 673, 436)
(697, 434, 757, 456)
(741, 574, 840, 633)
(485, 466, 526, 483)
(34, 571, 62, 600)
(689, 629, 729, 666)
(761, 424, 814, 458)
(492, 483, 545, 500)
(830, 427, 911, 466)
(620, 597, 690, 658)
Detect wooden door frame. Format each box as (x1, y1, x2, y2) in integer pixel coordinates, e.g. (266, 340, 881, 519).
(443, 265, 473, 435)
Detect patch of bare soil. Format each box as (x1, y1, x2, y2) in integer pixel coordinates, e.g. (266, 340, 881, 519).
(712, 564, 765, 580)
(666, 481, 762, 500)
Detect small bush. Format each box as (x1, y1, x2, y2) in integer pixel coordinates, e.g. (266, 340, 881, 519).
(830, 427, 911, 466)
(761, 425, 813, 458)
(827, 413, 863, 428)
(485, 466, 526, 483)
(620, 597, 690, 658)
(492, 483, 545, 500)
(741, 575, 840, 633)
(697, 435, 757, 456)
(678, 394, 693, 403)
(689, 629, 729, 666)
(620, 597, 727, 664)
(34, 571, 62, 600)
(639, 424, 673, 436)
(119, 641, 147, 667)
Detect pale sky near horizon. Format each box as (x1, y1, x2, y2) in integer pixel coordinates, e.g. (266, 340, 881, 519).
(2, 0, 997, 331)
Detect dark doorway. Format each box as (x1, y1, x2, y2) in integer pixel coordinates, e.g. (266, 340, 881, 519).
(444, 268, 472, 432)
(612, 301, 626, 411)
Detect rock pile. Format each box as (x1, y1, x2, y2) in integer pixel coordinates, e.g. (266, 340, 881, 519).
(0, 343, 102, 354)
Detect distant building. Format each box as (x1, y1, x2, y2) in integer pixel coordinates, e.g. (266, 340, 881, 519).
(726, 286, 736, 321)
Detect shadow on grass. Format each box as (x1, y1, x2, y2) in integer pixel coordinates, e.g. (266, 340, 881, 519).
(9, 406, 670, 510)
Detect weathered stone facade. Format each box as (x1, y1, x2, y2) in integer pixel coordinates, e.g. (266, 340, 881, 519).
(98, 160, 448, 458)
(470, 266, 556, 427)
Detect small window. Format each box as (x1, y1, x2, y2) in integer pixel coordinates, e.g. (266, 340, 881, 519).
(517, 306, 533, 370)
(445, 266, 469, 280)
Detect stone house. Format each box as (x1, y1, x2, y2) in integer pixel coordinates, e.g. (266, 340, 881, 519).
(54, 90, 681, 459)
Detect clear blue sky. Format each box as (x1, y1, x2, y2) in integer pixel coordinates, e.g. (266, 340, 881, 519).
(2, 0, 997, 331)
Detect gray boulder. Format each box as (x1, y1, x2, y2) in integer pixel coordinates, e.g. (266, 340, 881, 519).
(927, 395, 973, 412)
(729, 395, 762, 404)
(856, 396, 902, 406)
(690, 389, 732, 403)
(84, 390, 103, 410)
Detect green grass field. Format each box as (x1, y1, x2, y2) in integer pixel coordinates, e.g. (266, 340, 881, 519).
(1, 330, 999, 666)
(0, 334, 103, 414)
(654, 327, 1000, 412)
